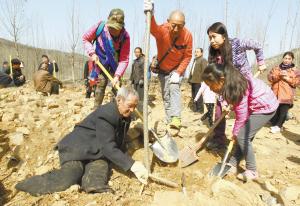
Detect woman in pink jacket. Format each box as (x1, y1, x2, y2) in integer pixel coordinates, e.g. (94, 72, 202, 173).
(82, 8, 130, 110)
(202, 62, 278, 181)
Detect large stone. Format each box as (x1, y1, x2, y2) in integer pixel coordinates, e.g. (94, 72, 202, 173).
(167, 125, 180, 137)
(2, 112, 17, 122)
(125, 128, 140, 142)
(281, 186, 300, 201)
(16, 127, 30, 135)
(9, 133, 24, 145)
(48, 102, 60, 109)
(178, 127, 192, 138)
(154, 121, 167, 137)
(211, 179, 266, 206)
(52, 201, 69, 206)
(262, 180, 279, 194)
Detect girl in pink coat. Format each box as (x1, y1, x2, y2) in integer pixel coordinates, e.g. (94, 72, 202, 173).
(202, 62, 278, 181)
(194, 82, 216, 128)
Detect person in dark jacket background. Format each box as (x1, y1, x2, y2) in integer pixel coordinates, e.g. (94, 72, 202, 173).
(188, 48, 207, 114)
(15, 86, 148, 196)
(3, 59, 26, 87)
(38, 55, 59, 75)
(129, 47, 145, 101)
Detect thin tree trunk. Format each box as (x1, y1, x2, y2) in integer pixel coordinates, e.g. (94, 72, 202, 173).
(289, 1, 300, 50)
(283, 0, 292, 52)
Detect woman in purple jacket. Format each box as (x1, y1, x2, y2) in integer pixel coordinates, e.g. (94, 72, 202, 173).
(202, 62, 278, 181)
(205, 22, 267, 150)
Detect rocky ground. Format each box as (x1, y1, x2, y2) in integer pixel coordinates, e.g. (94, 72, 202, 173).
(0, 79, 299, 206)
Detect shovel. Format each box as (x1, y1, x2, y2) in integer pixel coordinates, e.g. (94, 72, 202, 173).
(96, 60, 179, 163)
(178, 112, 226, 167)
(208, 140, 234, 179)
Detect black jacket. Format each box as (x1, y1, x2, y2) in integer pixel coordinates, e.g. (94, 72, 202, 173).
(4, 67, 26, 86)
(130, 57, 144, 84)
(0, 71, 12, 87)
(54, 99, 135, 172)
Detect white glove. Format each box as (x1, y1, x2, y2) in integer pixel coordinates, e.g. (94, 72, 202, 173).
(170, 72, 180, 84)
(130, 161, 149, 185)
(143, 0, 154, 16)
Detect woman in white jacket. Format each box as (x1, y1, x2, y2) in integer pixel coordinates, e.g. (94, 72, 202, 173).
(194, 81, 216, 127)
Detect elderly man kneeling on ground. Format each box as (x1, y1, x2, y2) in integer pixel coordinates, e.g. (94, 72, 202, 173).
(15, 86, 148, 196)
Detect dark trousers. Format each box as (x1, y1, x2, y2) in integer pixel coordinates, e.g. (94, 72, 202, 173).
(134, 83, 144, 101)
(270, 103, 290, 128)
(212, 100, 226, 144)
(94, 73, 117, 110)
(15, 159, 111, 196)
(50, 82, 60, 95)
(191, 83, 203, 112)
(201, 103, 215, 126)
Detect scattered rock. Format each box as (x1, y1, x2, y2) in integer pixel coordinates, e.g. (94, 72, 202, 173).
(52, 200, 69, 206)
(2, 112, 17, 122)
(68, 184, 80, 192)
(126, 128, 140, 142)
(167, 125, 180, 137)
(281, 186, 300, 201)
(9, 133, 24, 145)
(263, 180, 279, 193)
(16, 127, 30, 135)
(85, 201, 97, 206)
(178, 127, 192, 138)
(48, 102, 60, 109)
(54, 194, 60, 200)
(34, 165, 53, 175)
(154, 120, 167, 137)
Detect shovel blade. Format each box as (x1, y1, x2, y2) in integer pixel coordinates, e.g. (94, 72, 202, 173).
(178, 146, 199, 167)
(150, 133, 179, 163)
(208, 163, 231, 179)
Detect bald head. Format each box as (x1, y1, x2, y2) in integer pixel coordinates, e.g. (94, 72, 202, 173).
(167, 11, 185, 38)
(169, 11, 185, 22)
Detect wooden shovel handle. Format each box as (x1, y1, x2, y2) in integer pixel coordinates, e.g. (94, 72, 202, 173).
(192, 112, 226, 151)
(253, 71, 260, 78)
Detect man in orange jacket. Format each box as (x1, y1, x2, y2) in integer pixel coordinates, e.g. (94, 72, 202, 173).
(144, 1, 193, 128)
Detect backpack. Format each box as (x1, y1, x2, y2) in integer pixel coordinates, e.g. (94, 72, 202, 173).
(92, 21, 106, 44)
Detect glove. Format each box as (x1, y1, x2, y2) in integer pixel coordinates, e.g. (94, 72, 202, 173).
(143, 0, 154, 16)
(128, 80, 132, 85)
(169, 72, 180, 84)
(139, 79, 144, 85)
(130, 161, 148, 185)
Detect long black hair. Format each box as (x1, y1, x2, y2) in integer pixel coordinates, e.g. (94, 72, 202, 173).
(207, 22, 232, 64)
(202, 62, 249, 105)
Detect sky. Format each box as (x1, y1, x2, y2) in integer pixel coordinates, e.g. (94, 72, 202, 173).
(0, 0, 300, 74)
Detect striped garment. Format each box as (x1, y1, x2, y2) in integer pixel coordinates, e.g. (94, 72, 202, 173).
(229, 38, 265, 76)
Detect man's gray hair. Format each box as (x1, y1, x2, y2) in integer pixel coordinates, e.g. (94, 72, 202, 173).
(116, 86, 139, 101)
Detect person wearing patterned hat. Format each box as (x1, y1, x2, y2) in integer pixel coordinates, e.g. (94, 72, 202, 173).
(83, 8, 130, 110)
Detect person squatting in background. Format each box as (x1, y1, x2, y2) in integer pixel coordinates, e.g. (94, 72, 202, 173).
(129, 47, 145, 101)
(205, 22, 267, 150)
(267, 51, 300, 133)
(82, 8, 130, 110)
(202, 62, 278, 181)
(194, 81, 216, 128)
(84, 59, 97, 98)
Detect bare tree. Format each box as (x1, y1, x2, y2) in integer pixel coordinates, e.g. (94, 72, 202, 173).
(262, 0, 278, 49)
(0, 0, 28, 58)
(65, 0, 85, 82)
(226, 0, 228, 27)
(283, 0, 292, 52)
(289, 1, 300, 51)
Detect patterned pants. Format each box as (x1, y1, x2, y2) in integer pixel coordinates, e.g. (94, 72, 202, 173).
(94, 73, 117, 110)
(200, 103, 215, 126)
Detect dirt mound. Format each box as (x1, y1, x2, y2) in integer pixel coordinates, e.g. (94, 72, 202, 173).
(0, 81, 299, 205)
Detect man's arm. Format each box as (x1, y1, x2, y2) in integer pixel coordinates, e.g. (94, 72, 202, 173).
(95, 117, 135, 172)
(114, 31, 130, 78)
(45, 73, 62, 85)
(150, 15, 163, 39)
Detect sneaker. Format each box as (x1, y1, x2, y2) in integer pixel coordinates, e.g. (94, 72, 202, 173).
(237, 169, 258, 181)
(205, 140, 223, 150)
(270, 126, 281, 134)
(168, 117, 181, 129)
(225, 163, 237, 175)
(198, 119, 203, 126)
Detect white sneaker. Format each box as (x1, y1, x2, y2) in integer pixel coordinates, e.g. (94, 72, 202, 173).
(270, 126, 281, 134)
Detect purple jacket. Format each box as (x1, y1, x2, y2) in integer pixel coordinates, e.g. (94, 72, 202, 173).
(230, 38, 265, 76)
(232, 76, 279, 136)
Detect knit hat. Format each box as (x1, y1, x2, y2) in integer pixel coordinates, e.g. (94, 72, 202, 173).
(106, 8, 124, 30)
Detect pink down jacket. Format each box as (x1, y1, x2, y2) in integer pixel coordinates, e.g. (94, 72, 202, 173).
(232, 76, 279, 136)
